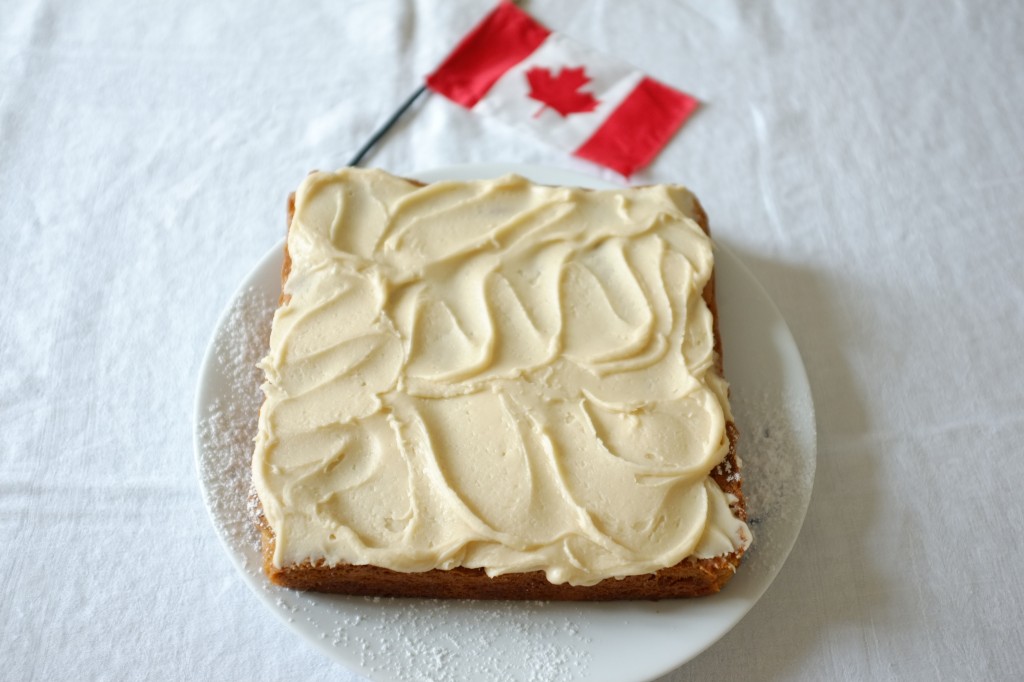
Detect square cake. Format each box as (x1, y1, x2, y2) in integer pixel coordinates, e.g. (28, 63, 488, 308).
(251, 168, 750, 599)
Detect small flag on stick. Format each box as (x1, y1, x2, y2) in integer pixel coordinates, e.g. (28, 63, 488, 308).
(348, 2, 698, 175)
(426, 2, 699, 176)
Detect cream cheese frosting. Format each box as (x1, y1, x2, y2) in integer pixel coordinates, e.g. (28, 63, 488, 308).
(252, 168, 750, 587)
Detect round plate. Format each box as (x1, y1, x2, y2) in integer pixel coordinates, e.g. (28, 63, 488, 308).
(194, 164, 816, 682)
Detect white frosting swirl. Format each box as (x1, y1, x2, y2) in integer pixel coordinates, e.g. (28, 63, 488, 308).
(252, 169, 750, 586)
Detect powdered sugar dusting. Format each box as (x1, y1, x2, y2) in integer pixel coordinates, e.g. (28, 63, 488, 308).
(196, 285, 274, 557)
(321, 598, 592, 682)
(731, 387, 816, 579)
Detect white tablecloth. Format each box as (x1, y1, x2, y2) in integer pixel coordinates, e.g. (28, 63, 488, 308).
(3, 1, 1022, 680)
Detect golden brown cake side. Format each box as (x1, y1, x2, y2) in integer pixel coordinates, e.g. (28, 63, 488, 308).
(253, 176, 747, 601)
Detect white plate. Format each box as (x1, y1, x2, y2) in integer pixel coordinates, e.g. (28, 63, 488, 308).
(194, 164, 816, 682)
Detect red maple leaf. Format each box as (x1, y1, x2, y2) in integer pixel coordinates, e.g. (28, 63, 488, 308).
(524, 66, 601, 118)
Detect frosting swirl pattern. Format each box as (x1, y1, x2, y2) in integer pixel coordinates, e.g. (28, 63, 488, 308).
(252, 169, 750, 586)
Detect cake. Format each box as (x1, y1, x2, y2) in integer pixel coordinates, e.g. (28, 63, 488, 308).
(251, 168, 750, 600)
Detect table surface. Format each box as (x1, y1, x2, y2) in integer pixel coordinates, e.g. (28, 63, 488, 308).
(3, 1, 1022, 680)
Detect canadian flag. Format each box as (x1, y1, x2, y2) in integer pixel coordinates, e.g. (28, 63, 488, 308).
(427, 2, 699, 176)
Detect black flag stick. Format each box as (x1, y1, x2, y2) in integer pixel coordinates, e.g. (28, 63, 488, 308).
(347, 84, 429, 167)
